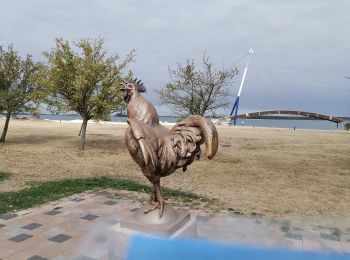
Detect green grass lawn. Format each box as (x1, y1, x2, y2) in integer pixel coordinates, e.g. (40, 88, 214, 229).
(0, 176, 214, 214)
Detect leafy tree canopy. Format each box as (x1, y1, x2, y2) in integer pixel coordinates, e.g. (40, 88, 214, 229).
(0, 44, 39, 142)
(37, 38, 135, 150)
(0, 45, 38, 114)
(38, 38, 134, 120)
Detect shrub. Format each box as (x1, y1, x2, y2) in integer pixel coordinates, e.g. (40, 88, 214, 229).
(344, 122, 350, 131)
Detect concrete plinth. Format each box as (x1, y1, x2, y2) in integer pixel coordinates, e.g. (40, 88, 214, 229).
(109, 203, 197, 258)
(120, 203, 194, 236)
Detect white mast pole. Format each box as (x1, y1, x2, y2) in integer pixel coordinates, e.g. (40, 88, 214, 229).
(230, 48, 254, 125)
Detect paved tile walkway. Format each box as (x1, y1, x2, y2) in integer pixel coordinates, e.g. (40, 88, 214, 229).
(0, 189, 349, 259)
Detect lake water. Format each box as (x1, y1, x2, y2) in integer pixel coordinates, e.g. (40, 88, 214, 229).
(40, 114, 348, 131)
(234, 118, 344, 131)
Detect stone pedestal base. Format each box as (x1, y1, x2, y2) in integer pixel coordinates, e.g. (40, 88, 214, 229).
(120, 202, 194, 236)
(109, 203, 197, 258)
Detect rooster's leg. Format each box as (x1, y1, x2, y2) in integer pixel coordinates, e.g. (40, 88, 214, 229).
(148, 185, 157, 203)
(144, 180, 165, 218)
(156, 181, 165, 218)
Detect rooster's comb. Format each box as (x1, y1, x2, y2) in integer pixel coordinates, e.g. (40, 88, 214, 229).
(122, 77, 146, 92)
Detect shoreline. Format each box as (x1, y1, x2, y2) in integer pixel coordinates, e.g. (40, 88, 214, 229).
(42, 118, 178, 126)
(0, 117, 177, 126)
(0, 117, 347, 133)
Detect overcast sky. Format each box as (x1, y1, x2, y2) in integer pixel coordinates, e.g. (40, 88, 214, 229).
(1, 0, 349, 116)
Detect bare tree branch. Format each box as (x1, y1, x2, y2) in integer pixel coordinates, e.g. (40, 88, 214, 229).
(158, 53, 238, 117)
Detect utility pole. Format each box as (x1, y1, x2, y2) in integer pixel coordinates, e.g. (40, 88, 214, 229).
(230, 48, 254, 125)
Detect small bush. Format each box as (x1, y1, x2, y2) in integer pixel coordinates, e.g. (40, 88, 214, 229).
(344, 122, 350, 131)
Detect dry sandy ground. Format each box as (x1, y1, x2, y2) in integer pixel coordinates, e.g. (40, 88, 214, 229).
(0, 119, 349, 217)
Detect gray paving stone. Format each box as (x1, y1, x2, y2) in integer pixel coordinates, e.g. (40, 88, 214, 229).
(104, 200, 118, 205)
(106, 219, 119, 226)
(94, 234, 107, 243)
(16, 210, 30, 216)
(94, 191, 110, 196)
(48, 227, 65, 237)
(196, 215, 209, 222)
(27, 255, 49, 260)
(320, 239, 342, 252)
(78, 223, 93, 231)
(81, 214, 99, 221)
(22, 223, 42, 230)
(64, 214, 80, 222)
(75, 255, 97, 260)
(45, 210, 62, 216)
(285, 232, 302, 240)
(0, 214, 17, 220)
(1, 191, 349, 257)
(280, 225, 290, 233)
(321, 232, 340, 241)
(9, 233, 33, 242)
(49, 233, 72, 243)
(71, 197, 85, 202)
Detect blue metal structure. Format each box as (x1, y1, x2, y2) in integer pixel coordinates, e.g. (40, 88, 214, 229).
(229, 94, 240, 125)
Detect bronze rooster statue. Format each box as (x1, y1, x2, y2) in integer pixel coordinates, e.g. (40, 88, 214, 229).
(121, 78, 218, 218)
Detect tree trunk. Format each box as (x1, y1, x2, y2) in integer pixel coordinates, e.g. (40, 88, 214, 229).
(0, 112, 11, 142)
(79, 117, 88, 151)
(78, 122, 83, 136)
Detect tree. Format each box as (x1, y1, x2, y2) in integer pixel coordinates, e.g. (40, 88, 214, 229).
(158, 53, 238, 117)
(344, 122, 350, 131)
(37, 38, 134, 150)
(0, 45, 38, 142)
(30, 107, 42, 119)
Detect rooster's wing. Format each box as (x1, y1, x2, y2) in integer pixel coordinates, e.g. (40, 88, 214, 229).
(125, 119, 159, 174)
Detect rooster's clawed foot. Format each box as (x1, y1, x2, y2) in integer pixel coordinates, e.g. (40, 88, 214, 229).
(143, 201, 164, 218)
